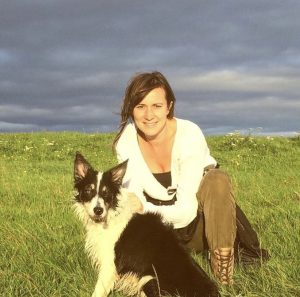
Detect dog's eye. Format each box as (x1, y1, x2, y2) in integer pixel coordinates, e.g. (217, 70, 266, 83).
(83, 186, 96, 197)
(100, 189, 110, 200)
(84, 188, 91, 194)
(101, 191, 108, 198)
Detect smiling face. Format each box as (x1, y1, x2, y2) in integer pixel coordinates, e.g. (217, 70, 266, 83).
(132, 87, 172, 140)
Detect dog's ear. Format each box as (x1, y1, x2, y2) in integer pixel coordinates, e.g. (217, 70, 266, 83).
(110, 160, 128, 186)
(74, 152, 93, 183)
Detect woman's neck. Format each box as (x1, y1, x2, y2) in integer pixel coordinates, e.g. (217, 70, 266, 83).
(136, 119, 177, 173)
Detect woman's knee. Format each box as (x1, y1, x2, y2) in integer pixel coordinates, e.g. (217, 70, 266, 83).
(197, 169, 234, 204)
(204, 169, 231, 187)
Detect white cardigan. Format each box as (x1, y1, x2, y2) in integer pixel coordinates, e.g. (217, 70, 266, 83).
(116, 118, 217, 229)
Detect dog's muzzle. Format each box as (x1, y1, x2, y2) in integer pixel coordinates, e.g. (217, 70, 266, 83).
(94, 206, 103, 216)
(91, 206, 105, 223)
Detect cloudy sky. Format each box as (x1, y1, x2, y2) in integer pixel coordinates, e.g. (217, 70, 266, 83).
(1, 0, 299, 135)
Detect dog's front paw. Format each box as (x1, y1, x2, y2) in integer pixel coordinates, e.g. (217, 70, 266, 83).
(92, 284, 109, 297)
(92, 290, 107, 297)
(92, 272, 116, 297)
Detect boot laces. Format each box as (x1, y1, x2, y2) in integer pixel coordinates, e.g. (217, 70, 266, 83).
(210, 247, 234, 285)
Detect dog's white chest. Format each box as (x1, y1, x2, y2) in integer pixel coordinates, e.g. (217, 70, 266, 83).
(85, 217, 129, 269)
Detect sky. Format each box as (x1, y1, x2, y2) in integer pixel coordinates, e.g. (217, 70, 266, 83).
(1, 0, 299, 135)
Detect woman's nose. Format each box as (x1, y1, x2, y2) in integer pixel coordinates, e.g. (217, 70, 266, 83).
(144, 107, 154, 119)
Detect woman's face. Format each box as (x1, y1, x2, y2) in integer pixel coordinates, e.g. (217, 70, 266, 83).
(132, 87, 172, 140)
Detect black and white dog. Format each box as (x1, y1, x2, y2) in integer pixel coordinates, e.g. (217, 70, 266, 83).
(73, 152, 219, 297)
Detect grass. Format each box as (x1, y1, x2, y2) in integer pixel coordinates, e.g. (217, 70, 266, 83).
(0, 131, 299, 297)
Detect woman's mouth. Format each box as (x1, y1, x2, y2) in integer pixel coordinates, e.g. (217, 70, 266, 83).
(144, 122, 157, 127)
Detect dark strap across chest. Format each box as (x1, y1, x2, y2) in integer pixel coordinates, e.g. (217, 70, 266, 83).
(144, 171, 175, 206)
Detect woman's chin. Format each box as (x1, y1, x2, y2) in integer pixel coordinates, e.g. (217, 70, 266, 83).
(141, 128, 163, 140)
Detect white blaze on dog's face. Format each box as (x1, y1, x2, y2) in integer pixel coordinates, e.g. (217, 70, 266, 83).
(78, 172, 108, 223)
(74, 152, 128, 223)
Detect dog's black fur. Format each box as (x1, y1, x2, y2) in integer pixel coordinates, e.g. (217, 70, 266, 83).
(74, 153, 219, 297)
(115, 212, 219, 297)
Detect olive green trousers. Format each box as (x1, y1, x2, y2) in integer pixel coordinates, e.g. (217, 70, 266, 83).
(186, 168, 237, 252)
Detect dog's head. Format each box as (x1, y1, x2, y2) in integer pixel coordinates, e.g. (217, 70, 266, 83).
(73, 152, 128, 224)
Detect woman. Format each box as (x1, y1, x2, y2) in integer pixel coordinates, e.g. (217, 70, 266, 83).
(113, 71, 238, 285)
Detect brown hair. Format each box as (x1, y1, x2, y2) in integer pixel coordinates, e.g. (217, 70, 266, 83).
(113, 71, 176, 151)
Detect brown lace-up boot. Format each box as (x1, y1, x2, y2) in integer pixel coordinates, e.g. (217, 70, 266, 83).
(209, 247, 234, 285)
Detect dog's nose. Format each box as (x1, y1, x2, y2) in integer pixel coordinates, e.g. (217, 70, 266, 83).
(93, 206, 103, 216)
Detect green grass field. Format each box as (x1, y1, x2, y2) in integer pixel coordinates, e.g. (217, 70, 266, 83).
(0, 132, 299, 297)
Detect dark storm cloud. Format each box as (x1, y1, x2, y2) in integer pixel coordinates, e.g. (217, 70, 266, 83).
(0, 0, 299, 134)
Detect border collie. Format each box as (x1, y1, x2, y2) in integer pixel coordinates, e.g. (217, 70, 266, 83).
(73, 152, 219, 297)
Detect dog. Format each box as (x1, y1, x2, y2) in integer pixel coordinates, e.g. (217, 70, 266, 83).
(73, 152, 220, 297)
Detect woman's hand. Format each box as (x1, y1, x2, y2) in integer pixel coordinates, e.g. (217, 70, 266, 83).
(127, 192, 144, 214)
